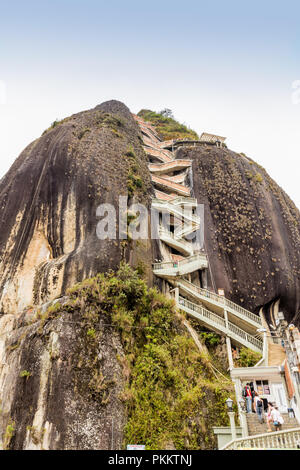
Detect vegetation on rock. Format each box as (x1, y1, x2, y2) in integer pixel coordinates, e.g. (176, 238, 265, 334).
(125, 147, 145, 198)
(63, 263, 234, 450)
(235, 347, 262, 368)
(3, 421, 15, 450)
(137, 109, 199, 141)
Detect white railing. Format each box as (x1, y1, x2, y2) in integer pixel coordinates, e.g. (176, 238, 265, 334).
(228, 322, 262, 350)
(174, 223, 200, 239)
(179, 296, 226, 329)
(163, 174, 186, 183)
(221, 427, 300, 450)
(153, 253, 207, 272)
(152, 200, 201, 225)
(158, 228, 193, 254)
(154, 190, 177, 201)
(177, 279, 261, 326)
(157, 139, 175, 148)
(152, 196, 197, 207)
(178, 297, 263, 352)
(255, 332, 268, 367)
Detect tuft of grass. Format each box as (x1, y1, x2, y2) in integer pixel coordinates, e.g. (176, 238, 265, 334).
(20, 370, 31, 380)
(3, 421, 15, 450)
(253, 173, 263, 183)
(87, 328, 96, 338)
(199, 331, 221, 347)
(42, 117, 70, 135)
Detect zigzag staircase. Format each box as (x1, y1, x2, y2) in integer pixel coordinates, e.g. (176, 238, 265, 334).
(133, 114, 264, 355)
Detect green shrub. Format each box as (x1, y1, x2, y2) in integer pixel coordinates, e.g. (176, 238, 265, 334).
(236, 347, 262, 367)
(199, 331, 221, 347)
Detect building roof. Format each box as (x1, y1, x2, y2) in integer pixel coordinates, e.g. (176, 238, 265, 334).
(199, 132, 227, 143)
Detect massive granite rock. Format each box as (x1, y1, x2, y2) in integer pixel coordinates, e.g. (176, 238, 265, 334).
(0, 100, 154, 315)
(0, 100, 157, 449)
(0, 100, 299, 449)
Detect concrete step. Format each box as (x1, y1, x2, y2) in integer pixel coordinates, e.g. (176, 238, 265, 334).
(247, 415, 297, 425)
(246, 413, 299, 436)
(247, 415, 297, 424)
(268, 342, 286, 366)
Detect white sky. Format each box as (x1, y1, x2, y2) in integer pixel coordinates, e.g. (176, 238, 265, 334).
(0, 0, 299, 208)
(0, 80, 299, 209)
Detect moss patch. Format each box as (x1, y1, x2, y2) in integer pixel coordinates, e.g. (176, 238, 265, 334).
(125, 147, 145, 198)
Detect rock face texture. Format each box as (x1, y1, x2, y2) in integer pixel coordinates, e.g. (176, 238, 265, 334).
(0, 100, 154, 315)
(177, 145, 300, 325)
(0, 305, 126, 450)
(0, 100, 156, 449)
(0, 100, 299, 449)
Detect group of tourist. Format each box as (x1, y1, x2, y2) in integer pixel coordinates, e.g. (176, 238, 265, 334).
(242, 383, 284, 432)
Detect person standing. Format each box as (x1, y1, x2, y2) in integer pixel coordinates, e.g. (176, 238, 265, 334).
(253, 392, 264, 424)
(250, 382, 255, 412)
(266, 402, 274, 432)
(242, 383, 253, 413)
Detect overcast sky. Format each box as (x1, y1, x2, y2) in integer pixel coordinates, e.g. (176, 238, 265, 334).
(0, 0, 299, 208)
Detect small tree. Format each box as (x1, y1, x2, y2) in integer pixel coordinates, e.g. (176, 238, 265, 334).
(159, 108, 174, 119)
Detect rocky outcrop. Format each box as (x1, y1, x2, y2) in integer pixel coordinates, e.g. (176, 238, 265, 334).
(0, 303, 126, 449)
(0, 100, 155, 315)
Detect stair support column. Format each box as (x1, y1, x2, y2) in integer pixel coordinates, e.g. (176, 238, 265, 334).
(174, 286, 179, 304)
(226, 336, 234, 370)
(224, 310, 234, 370)
(228, 411, 237, 441)
(233, 378, 249, 437)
